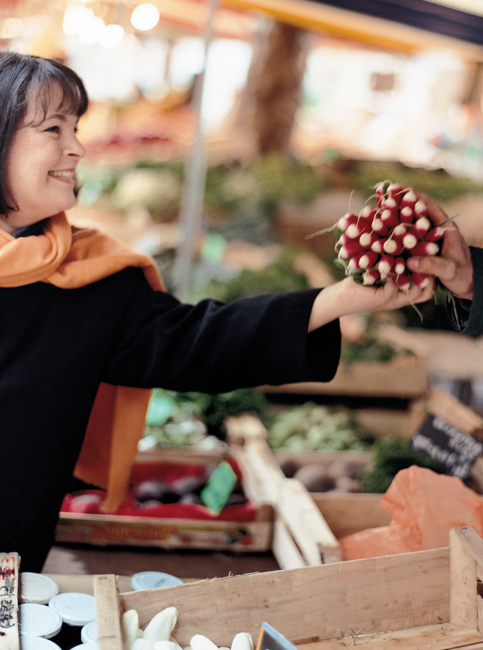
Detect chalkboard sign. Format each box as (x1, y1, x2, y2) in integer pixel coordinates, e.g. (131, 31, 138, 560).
(411, 414, 483, 479)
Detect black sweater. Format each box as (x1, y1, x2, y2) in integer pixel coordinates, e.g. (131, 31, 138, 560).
(1, 267, 340, 570)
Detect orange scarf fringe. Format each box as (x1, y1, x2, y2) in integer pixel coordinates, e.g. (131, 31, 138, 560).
(0, 212, 164, 512)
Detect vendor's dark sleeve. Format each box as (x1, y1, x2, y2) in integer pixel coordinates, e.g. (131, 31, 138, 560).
(448, 246, 483, 336)
(102, 272, 341, 393)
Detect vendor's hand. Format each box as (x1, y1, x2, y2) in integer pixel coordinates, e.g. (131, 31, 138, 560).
(308, 276, 434, 331)
(404, 188, 474, 300)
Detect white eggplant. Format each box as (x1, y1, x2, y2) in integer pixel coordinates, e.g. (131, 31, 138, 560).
(231, 633, 253, 650)
(153, 641, 178, 650)
(132, 639, 155, 650)
(190, 634, 218, 650)
(122, 609, 139, 650)
(143, 607, 179, 644)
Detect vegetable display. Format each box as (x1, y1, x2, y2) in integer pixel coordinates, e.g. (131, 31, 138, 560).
(334, 182, 444, 290)
(267, 403, 372, 453)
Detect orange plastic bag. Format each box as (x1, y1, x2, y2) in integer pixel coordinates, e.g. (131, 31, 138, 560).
(340, 465, 483, 560)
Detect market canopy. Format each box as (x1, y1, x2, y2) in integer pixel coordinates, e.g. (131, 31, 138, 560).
(221, 0, 483, 57)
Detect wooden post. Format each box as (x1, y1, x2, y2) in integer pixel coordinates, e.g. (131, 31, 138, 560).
(94, 575, 123, 650)
(450, 526, 483, 633)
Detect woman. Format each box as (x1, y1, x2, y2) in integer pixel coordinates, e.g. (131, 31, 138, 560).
(0, 51, 432, 571)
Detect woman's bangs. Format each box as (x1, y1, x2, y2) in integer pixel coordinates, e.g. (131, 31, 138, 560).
(33, 69, 88, 123)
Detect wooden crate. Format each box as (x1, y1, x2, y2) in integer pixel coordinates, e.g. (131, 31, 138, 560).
(55, 446, 273, 553)
(94, 526, 483, 650)
(225, 390, 483, 568)
(226, 414, 342, 568)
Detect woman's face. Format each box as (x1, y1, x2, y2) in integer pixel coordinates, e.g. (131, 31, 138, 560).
(0, 84, 86, 235)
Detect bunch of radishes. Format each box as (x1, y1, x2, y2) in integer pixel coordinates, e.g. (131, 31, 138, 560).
(335, 182, 443, 291)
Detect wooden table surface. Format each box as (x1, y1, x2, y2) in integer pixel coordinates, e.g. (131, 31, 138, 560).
(42, 542, 279, 591)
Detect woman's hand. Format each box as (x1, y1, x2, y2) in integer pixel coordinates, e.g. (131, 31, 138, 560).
(405, 189, 474, 300)
(308, 275, 434, 332)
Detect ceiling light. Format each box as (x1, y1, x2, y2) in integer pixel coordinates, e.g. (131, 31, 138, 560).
(130, 3, 160, 31)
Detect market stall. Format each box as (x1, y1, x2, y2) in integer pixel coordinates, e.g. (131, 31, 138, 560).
(4, 1, 483, 648)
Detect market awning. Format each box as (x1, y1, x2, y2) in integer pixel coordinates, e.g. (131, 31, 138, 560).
(221, 0, 483, 57)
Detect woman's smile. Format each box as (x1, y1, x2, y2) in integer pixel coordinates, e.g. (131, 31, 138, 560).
(48, 169, 76, 182)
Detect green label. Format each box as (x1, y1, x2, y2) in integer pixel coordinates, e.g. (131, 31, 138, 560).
(200, 461, 238, 515)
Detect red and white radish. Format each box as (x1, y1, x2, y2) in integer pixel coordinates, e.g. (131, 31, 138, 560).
(396, 273, 411, 292)
(359, 231, 380, 249)
(359, 250, 379, 269)
(362, 268, 380, 285)
(394, 257, 406, 275)
(413, 217, 431, 239)
(332, 181, 442, 291)
(382, 238, 404, 256)
(412, 272, 431, 288)
(378, 254, 394, 278)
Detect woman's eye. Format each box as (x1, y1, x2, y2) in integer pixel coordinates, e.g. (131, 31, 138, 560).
(45, 125, 60, 134)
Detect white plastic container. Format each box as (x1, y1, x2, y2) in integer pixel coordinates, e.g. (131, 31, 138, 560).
(131, 572, 183, 591)
(20, 573, 59, 605)
(48, 593, 96, 626)
(81, 621, 98, 644)
(20, 637, 62, 650)
(20, 603, 63, 639)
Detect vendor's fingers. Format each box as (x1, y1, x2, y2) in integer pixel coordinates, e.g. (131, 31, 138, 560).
(407, 254, 456, 280)
(407, 253, 473, 300)
(440, 222, 471, 255)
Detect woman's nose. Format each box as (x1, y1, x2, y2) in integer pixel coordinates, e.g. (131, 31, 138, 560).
(65, 132, 86, 159)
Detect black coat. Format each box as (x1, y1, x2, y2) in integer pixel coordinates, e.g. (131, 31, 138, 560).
(0, 266, 340, 570)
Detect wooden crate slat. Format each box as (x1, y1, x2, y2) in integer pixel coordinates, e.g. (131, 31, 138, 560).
(296, 623, 482, 650)
(226, 416, 341, 565)
(94, 574, 123, 650)
(119, 547, 450, 648)
(271, 515, 307, 570)
(311, 493, 391, 539)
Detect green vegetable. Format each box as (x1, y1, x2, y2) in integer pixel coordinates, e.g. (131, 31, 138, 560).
(267, 403, 371, 453)
(359, 438, 439, 493)
(144, 388, 269, 445)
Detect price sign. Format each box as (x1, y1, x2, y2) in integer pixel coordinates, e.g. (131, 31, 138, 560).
(411, 414, 483, 479)
(0, 553, 19, 650)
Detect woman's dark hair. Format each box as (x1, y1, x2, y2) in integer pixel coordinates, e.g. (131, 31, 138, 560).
(0, 51, 89, 215)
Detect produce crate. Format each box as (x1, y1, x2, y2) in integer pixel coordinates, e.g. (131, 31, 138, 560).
(225, 389, 483, 569)
(226, 414, 343, 568)
(94, 526, 483, 650)
(55, 446, 273, 553)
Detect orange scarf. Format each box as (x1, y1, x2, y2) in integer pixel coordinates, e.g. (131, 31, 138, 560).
(0, 212, 165, 512)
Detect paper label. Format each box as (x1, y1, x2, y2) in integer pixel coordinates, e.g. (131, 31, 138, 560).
(0, 553, 19, 650)
(200, 461, 238, 515)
